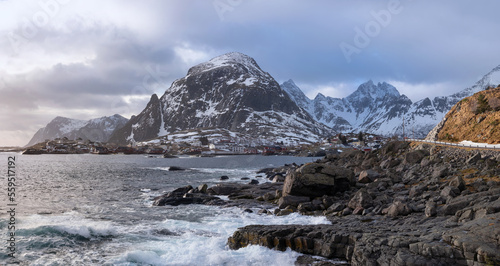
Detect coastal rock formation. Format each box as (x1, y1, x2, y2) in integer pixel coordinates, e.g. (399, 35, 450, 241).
(153, 141, 500, 265)
(282, 163, 354, 197)
(225, 142, 500, 265)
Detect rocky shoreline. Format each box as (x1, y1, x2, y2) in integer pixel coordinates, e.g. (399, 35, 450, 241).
(153, 141, 500, 265)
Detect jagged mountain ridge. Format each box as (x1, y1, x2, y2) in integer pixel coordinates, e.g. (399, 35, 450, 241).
(282, 65, 500, 138)
(281, 79, 412, 134)
(26, 114, 129, 146)
(108, 52, 332, 145)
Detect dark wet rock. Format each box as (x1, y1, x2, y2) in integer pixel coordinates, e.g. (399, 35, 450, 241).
(172, 185, 193, 194)
(298, 202, 319, 213)
(220, 175, 229, 180)
(249, 179, 259, 185)
(276, 209, 294, 216)
(169, 166, 188, 171)
(295, 255, 348, 266)
(228, 210, 500, 265)
(153, 229, 180, 236)
(153, 192, 224, 206)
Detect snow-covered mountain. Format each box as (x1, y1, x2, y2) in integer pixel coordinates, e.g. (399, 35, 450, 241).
(282, 79, 412, 134)
(109, 52, 331, 145)
(26, 114, 128, 146)
(282, 64, 500, 138)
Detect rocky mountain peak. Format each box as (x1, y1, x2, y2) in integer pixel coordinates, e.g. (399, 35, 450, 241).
(314, 93, 327, 101)
(108, 52, 331, 145)
(347, 80, 400, 102)
(187, 52, 265, 77)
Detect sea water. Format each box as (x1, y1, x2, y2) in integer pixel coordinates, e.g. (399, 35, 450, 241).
(0, 153, 331, 265)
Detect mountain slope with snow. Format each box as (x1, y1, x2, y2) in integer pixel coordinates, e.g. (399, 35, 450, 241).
(282, 65, 500, 138)
(26, 114, 128, 146)
(109, 52, 332, 145)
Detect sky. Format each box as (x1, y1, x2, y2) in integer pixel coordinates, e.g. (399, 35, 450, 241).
(1, 0, 500, 147)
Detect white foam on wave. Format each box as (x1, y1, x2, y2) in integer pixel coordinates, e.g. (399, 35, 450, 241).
(20, 212, 117, 239)
(111, 206, 330, 265)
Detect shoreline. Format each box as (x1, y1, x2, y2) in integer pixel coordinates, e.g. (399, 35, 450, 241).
(154, 141, 500, 265)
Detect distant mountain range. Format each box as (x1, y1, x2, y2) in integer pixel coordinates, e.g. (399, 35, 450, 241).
(26, 114, 128, 147)
(282, 65, 500, 138)
(26, 52, 500, 146)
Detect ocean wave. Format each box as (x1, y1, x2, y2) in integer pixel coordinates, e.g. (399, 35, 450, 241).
(19, 212, 118, 240)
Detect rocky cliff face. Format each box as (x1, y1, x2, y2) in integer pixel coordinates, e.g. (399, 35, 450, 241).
(282, 65, 500, 138)
(26, 114, 128, 146)
(109, 52, 331, 145)
(426, 86, 500, 144)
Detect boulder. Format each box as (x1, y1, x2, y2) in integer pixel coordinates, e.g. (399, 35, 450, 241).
(380, 141, 409, 155)
(207, 184, 241, 195)
(466, 153, 481, 164)
(276, 209, 294, 216)
(326, 203, 346, 212)
(404, 150, 429, 164)
(297, 202, 318, 212)
(449, 176, 466, 191)
(197, 184, 208, 193)
(441, 186, 460, 198)
(278, 195, 310, 209)
(358, 170, 380, 184)
(380, 158, 401, 169)
(348, 188, 373, 209)
(271, 174, 285, 183)
(425, 201, 437, 217)
(432, 165, 449, 179)
(282, 163, 353, 197)
(386, 201, 411, 217)
(220, 175, 229, 180)
(172, 185, 193, 194)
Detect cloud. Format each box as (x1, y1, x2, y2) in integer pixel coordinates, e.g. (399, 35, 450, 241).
(1, 0, 500, 146)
